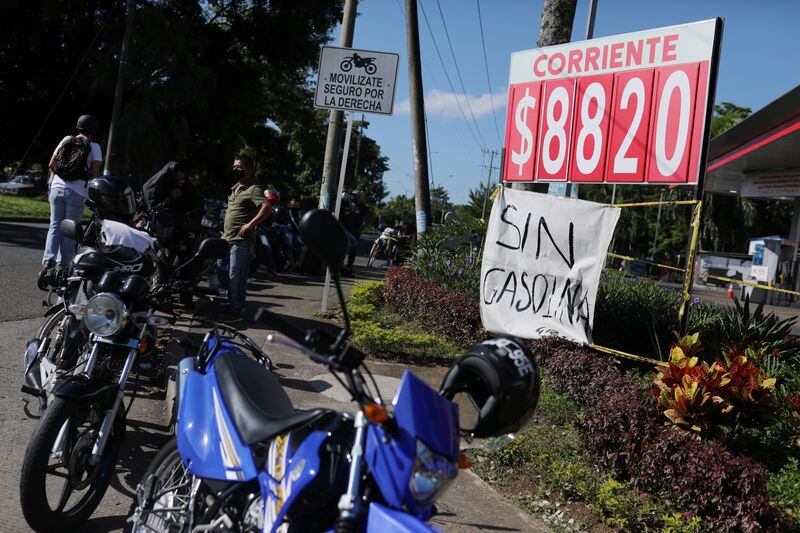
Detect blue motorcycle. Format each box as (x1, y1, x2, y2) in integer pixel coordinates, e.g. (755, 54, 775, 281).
(129, 210, 540, 532)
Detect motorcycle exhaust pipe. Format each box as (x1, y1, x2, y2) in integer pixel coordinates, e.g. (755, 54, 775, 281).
(21, 339, 45, 397)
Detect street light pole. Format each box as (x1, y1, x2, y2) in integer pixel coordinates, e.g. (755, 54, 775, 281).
(652, 189, 665, 259)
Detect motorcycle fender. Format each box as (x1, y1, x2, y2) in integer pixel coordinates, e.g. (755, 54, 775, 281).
(43, 302, 63, 318)
(53, 375, 118, 403)
(260, 430, 328, 530)
(366, 503, 440, 532)
(175, 356, 194, 410)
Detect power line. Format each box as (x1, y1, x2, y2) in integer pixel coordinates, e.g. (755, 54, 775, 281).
(417, 0, 485, 151)
(433, 0, 490, 149)
(475, 0, 502, 146)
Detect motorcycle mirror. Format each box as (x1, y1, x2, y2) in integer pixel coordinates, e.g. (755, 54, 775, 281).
(299, 209, 349, 273)
(195, 238, 229, 260)
(59, 219, 83, 244)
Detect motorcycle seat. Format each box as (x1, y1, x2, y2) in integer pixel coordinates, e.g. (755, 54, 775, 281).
(214, 352, 329, 445)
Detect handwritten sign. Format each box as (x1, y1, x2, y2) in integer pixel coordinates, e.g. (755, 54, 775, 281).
(480, 189, 620, 344)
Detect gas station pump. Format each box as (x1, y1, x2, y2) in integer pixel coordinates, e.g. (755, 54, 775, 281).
(746, 237, 796, 304)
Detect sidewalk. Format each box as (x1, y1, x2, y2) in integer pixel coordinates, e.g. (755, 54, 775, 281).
(168, 260, 548, 532)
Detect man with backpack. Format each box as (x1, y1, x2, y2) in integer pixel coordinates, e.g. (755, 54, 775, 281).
(41, 114, 102, 270)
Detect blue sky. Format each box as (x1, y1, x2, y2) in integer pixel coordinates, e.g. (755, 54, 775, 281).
(344, 0, 800, 204)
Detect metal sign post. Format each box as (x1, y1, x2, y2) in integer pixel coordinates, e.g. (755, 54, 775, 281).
(314, 45, 399, 312)
(321, 112, 355, 312)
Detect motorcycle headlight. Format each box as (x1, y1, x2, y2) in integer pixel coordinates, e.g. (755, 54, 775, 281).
(84, 292, 128, 336)
(408, 439, 457, 504)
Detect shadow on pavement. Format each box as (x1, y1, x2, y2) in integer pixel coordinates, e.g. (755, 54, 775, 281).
(0, 221, 47, 250)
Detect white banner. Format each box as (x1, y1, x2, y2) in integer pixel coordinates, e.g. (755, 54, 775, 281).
(480, 189, 620, 344)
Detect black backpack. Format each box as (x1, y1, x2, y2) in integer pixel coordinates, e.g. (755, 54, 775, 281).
(53, 136, 91, 182)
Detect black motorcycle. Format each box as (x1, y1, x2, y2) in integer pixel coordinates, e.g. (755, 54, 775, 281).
(340, 53, 377, 74)
(19, 220, 228, 532)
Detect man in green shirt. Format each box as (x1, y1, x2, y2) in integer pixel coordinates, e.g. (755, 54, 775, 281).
(216, 155, 272, 318)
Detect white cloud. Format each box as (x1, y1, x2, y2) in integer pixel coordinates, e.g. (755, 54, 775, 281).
(396, 89, 506, 119)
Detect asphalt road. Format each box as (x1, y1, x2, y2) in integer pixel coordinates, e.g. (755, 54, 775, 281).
(0, 221, 51, 321)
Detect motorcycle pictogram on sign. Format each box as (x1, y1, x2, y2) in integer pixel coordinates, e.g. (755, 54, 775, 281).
(339, 53, 377, 75)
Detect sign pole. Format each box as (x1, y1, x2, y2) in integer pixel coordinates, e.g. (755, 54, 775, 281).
(679, 18, 724, 336)
(318, 0, 358, 211)
(321, 112, 355, 312)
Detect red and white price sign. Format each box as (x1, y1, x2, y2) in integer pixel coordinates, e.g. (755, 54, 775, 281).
(503, 19, 721, 185)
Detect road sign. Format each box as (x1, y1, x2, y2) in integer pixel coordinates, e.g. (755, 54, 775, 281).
(502, 19, 721, 185)
(314, 46, 399, 115)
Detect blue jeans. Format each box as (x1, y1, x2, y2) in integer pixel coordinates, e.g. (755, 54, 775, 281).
(215, 241, 254, 314)
(43, 186, 84, 266)
(257, 231, 275, 274)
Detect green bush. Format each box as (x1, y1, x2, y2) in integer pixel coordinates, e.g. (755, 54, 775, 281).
(768, 457, 800, 520)
(661, 512, 706, 533)
(349, 281, 385, 306)
(594, 270, 723, 357)
(407, 218, 485, 297)
(350, 319, 461, 365)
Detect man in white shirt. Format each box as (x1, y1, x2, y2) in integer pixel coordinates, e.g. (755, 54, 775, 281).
(41, 115, 103, 269)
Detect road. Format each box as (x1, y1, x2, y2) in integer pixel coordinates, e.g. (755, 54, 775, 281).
(0, 222, 53, 321)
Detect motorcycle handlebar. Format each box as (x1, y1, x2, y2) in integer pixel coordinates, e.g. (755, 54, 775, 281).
(254, 307, 309, 347)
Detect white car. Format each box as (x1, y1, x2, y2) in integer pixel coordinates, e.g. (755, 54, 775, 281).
(0, 175, 41, 196)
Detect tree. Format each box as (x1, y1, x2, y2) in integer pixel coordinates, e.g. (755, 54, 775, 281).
(458, 180, 495, 221)
(430, 185, 453, 223)
(0, 0, 390, 206)
(702, 102, 753, 251)
(379, 194, 415, 228)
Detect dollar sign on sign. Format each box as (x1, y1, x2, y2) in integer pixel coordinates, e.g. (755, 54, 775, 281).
(511, 88, 536, 176)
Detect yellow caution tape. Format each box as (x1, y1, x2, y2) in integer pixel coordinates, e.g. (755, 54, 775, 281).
(590, 344, 667, 366)
(610, 199, 699, 208)
(606, 253, 686, 272)
(705, 274, 800, 297)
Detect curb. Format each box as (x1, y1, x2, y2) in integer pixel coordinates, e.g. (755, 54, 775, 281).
(0, 216, 49, 223)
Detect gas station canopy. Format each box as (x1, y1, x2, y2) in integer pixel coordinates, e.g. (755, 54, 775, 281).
(706, 84, 800, 200)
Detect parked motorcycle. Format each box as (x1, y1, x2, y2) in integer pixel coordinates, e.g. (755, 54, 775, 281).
(24, 219, 159, 416)
(19, 223, 229, 532)
(129, 209, 540, 532)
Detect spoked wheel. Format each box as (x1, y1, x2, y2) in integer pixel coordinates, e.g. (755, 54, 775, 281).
(129, 438, 196, 533)
(25, 309, 82, 416)
(366, 243, 381, 267)
(20, 397, 123, 532)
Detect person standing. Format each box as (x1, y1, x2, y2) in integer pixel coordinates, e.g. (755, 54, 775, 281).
(41, 114, 102, 270)
(217, 156, 271, 319)
(342, 190, 369, 272)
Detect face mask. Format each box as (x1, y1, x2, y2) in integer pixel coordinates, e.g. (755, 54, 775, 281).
(232, 168, 245, 180)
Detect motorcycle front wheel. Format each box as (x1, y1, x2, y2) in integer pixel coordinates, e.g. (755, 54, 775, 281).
(129, 438, 196, 533)
(365, 63, 377, 75)
(20, 396, 123, 532)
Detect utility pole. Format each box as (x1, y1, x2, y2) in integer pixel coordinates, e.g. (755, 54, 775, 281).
(651, 188, 665, 259)
(514, 0, 577, 194)
(319, 0, 358, 211)
(104, 0, 135, 177)
(405, 0, 432, 233)
(351, 114, 365, 188)
(480, 149, 499, 220)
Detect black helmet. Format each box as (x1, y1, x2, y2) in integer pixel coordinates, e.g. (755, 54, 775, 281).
(86, 176, 137, 223)
(76, 114, 99, 136)
(439, 337, 540, 438)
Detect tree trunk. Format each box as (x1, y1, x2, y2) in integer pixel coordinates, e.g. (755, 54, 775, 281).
(512, 0, 577, 192)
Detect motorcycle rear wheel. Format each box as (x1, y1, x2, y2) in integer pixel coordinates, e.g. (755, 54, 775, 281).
(20, 396, 123, 532)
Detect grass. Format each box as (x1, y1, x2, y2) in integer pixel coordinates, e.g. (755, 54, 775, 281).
(0, 194, 51, 218)
(0, 194, 92, 219)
